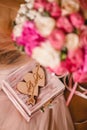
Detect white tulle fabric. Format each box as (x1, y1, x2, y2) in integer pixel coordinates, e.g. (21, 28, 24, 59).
(0, 90, 74, 130)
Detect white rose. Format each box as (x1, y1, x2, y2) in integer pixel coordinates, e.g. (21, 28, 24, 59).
(61, 0, 80, 15)
(65, 33, 79, 51)
(18, 4, 27, 14)
(25, 0, 34, 3)
(35, 16, 56, 37)
(32, 41, 60, 69)
(26, 0, 34, 9)
(62, 9, 71, 16)
(13, 24, 23, 39)
(25, 0, 34, 9)
(26, 3, 33, 9)
(15, 14, 27, 24)
(38, 8, 44, 13)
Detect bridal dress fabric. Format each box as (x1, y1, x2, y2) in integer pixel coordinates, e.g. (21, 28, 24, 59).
(0, 90, 74, 130)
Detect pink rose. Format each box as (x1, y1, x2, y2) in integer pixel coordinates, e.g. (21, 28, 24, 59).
(16, 21, 45, 55)
(48, 29, 65, 50)
(53, 64, 68, 76)
(83, 45, 87, 72)
(55, 49, 83, 73)
(80, 28, 87, 77)
(67, 48, 84, 72)
(51, 57, 79, 75)
(57, 16, 73, 33)
(60, 58, 76, 73)
(80, 29, 87, 46)
(46, 2, 61, 18)
(73, 69, 87, 83)
(70, 13, 84, 29)
(73, 46, 87, 83)
(50, 58, 76, 75)
(34, 0, 46, 10)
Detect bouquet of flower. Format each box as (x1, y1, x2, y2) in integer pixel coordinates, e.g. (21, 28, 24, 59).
(12, 0, 87, 85)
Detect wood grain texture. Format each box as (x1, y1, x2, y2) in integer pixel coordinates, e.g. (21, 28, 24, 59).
(0, 0, 24, 35)
(0, 40, 31, 70)
(0, 0, 31, 70)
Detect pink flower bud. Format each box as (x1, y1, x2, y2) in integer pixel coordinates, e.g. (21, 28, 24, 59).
(70, 13, 84, 29)
(57, 16, 73, 33)
(49, 29, 65, 50)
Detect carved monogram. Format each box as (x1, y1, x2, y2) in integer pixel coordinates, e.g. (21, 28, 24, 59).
(17, 65, 46, 105)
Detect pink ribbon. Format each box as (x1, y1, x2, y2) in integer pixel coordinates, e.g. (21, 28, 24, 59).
(66, 82, 78, 106)
(64, 75, 87, 106)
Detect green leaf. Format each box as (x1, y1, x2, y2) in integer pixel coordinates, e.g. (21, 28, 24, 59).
(60, 47, 68, 60)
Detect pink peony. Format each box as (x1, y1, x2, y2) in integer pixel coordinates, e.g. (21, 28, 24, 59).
(48, 29, 65, 50)
(16, 21, 45, 55)
(70, 13, 84, 29)
(57, 16, 73, 33)
(45, 2, 61, 18)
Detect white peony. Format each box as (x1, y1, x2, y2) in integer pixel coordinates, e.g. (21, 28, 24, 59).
(32, 41, 60, 69)
(65, 33, 79, 51)
(61, 0, 80, 15)
(13, 24, 23, 40)
(35, 15, 56, 37)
